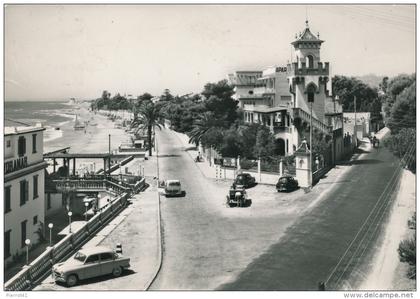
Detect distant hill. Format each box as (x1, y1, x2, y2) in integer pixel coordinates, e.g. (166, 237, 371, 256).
(356, 74, 385, 88)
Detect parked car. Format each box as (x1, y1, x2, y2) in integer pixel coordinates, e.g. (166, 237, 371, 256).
(233, 173, 256, 189)
(226, 186, 252, 208)
(163, 179, 185, 197)
(52, 246, 130, 287)
(276, 175, 299, 192)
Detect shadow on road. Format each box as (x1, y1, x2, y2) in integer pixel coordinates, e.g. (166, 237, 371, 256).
(338, 159, 383, 166)
(56, 269, 136, 288)
(158, 154, 181, 158)
(184, 146, 198, 151)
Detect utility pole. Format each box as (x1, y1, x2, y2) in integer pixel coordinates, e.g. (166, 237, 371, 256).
(309, 102, 313, 187)
(354, 96, 357, 146)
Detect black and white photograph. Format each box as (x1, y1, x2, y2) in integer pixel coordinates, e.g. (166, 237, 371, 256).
(2, 2, 416, 297)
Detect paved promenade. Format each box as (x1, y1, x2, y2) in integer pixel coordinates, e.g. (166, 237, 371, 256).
(35, 156, 161, 291)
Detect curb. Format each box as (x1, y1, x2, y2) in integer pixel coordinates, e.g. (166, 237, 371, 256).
(144, 132, 163, 291)
(144, 191, 163, 290)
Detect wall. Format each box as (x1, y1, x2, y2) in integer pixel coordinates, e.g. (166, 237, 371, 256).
(45, 193, 64, 218)
(4, 168, 45, 263)
(295, 80, 327, 122)
(5, 129, 44, 166)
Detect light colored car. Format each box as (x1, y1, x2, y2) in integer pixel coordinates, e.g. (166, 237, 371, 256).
(163, 179, 185, 197)
(52, 246, 130, 287)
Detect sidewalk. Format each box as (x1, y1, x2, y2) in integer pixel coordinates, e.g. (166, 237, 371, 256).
(35, 156, 161, 291)
(170, 129, 225, 180)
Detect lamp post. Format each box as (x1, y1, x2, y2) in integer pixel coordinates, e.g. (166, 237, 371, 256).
(84, 202, 89, 222)
(68, 211, 73, 233)
(48, 223, 53, 246)
(25, 239, 31, 265)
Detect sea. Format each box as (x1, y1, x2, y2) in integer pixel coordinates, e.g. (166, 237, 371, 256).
(5, 100, 80, 145)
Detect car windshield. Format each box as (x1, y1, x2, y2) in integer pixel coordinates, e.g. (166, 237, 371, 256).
(279, 178, 289, 183)
(168, 181, 180, 186)
(74, 252, 87, 262)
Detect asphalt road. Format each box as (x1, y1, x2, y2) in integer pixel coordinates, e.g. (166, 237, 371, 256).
(149, 127, 321, 290)
(219, 143, 402, 290)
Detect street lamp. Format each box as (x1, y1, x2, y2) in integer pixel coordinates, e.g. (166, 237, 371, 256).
(48, 223, 53, 246)
(25, 239, 31, 265)
(68, 211, 73, 233)
(84, 202, 89, 222)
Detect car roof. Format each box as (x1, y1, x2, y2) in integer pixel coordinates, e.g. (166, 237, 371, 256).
(279, 175, 294, 179)
(166, 179, 180, 183)
(78, 246, 113, 256)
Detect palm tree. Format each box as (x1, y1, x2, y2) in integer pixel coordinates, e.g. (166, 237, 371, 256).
(188, 112, 222, 146)
(135, 102, 163, 156)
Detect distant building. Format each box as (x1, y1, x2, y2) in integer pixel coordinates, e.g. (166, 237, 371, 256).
(4, 122, 47, 264)
(343, 112, 371, 139)
(228, 21, 345, 163)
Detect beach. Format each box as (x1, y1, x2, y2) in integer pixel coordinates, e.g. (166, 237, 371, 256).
(42, 103, 134, 173)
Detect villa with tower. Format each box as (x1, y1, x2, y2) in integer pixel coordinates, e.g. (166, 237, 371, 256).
(228, 21, 347, 184)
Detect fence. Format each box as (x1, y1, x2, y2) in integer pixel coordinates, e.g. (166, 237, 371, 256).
(4, 192, 130, 291)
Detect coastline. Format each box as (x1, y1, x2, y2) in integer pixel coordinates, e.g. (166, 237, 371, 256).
(44, 104, 133, 173)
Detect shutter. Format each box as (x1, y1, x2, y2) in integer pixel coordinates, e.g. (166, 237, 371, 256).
(25, 180, 29, 202)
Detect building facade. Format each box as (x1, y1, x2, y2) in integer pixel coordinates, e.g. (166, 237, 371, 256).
(228, 21, 345, 163)
(4, 124, 47, 264)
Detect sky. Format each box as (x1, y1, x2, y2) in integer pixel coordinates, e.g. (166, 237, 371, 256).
(4, 4, 416, 101)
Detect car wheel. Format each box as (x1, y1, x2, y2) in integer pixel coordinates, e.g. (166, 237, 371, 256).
(112, 266, 123, 277)
(66, 274, 78, 287)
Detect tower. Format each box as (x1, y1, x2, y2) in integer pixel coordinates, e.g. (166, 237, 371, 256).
(287, 21, 330, 123)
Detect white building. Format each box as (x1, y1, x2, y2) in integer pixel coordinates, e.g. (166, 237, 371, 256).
(4, 123, 47, 264)
(228, 21, 345, 163)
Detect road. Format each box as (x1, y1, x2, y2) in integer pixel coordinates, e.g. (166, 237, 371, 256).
(149, 127, 330, 290)
(219, 143, 403, 290)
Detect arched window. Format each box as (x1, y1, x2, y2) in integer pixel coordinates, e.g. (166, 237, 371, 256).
(306, 55, 314, 69)
(307, 83, 317, 103)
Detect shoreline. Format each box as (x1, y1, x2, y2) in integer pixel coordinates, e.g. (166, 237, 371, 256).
(44, 105, 133, 173)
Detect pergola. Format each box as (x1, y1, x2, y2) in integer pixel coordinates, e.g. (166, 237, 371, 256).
(44, 150, 113, 176)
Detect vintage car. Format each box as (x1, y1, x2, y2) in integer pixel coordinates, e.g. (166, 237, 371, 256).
(276, 175, 299, 192)
(232, 173, 256, 189)
(163, 179, 185, 197)
(226, 186, 252, 208)
(52, 246, 130, 287)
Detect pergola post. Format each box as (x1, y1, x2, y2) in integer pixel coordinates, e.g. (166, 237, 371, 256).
(72, 158, 76, 176)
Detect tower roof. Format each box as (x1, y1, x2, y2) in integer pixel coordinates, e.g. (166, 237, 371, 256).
(291, 21, 324, 46)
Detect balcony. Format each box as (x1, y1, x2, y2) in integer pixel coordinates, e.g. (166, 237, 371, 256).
(287, 62, 329, 76)
(253, 87, 275, 95)
(272, 126, 292, 134)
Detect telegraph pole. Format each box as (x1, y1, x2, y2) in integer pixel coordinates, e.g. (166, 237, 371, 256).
(309, 102, 313, 187)
(354, 96, 357, 146)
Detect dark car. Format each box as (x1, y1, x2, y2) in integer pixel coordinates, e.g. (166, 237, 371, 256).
(276, 175, 299, 192)
(233, 173, 256, 189)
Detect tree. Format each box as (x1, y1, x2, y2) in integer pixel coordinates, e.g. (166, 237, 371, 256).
(254, 126, 276, 159)
(383, 74, 416, 118)
(135, 102, 163, 156)
(398, 213, 416, 279)
(202, 80, 238, 125)
(160, 89, 174, 102)
(188, 112, 223, 147)
(332, 75, 379, 114)
(383, 128, 416, 172)
(387, 82, 416, 133)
